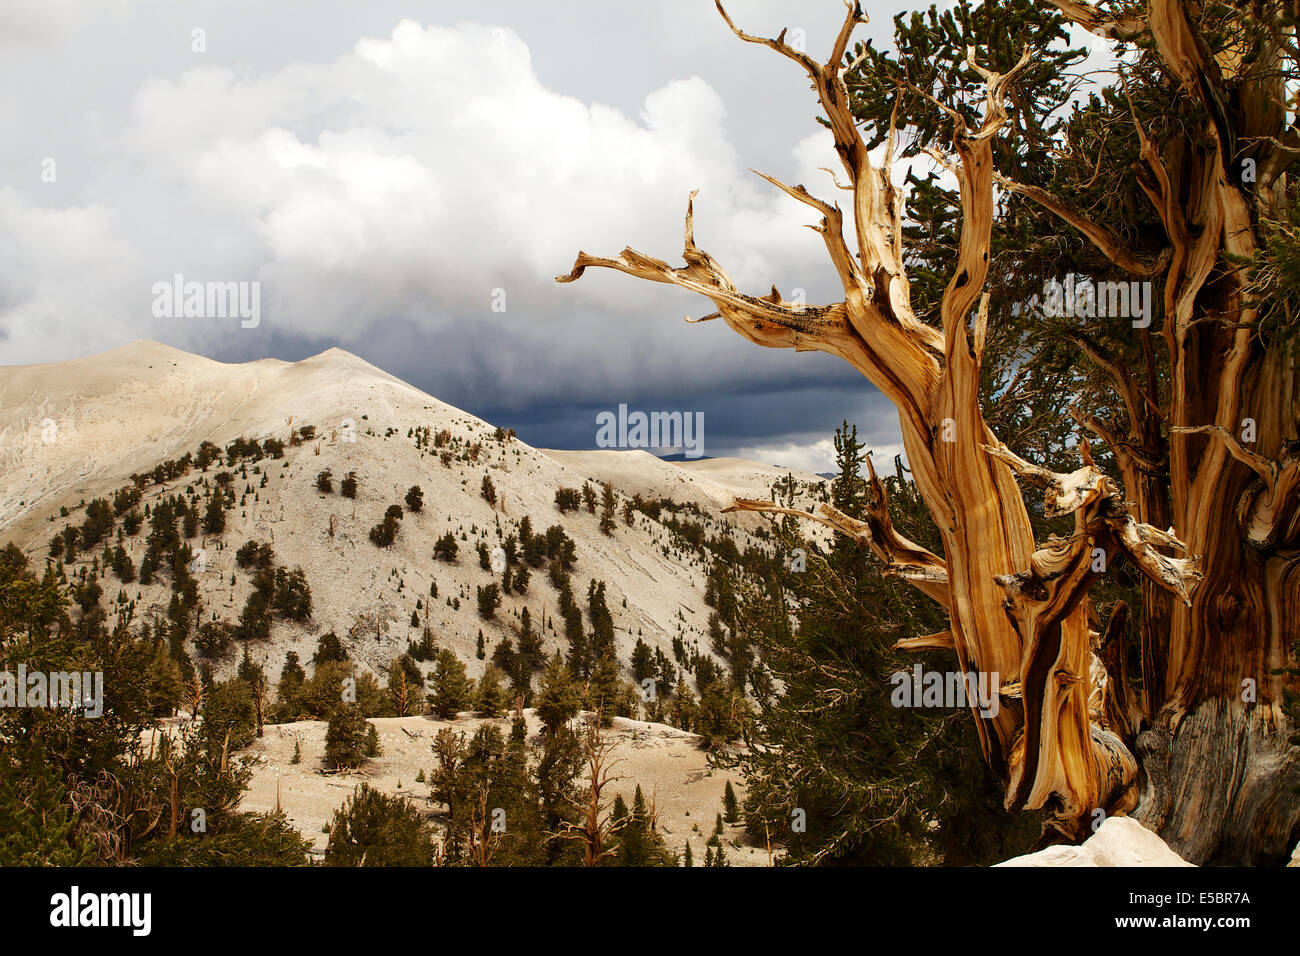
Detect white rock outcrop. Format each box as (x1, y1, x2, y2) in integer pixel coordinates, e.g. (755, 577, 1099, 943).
(995, 816, 1195, 867)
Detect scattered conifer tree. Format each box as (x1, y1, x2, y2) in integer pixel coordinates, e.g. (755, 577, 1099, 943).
(324, 784, 437, 866)
(325, 704, 369, 769)
(723, 780, 740, 825)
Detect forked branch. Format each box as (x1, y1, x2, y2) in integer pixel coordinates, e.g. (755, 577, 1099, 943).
(724, 452, 948, 607)
(983, 442, 1202, 604)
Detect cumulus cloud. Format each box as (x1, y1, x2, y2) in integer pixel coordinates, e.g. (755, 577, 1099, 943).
(116, 20, 833, 343)
(732, 437, 908, 476)
(731, 437, 839, 475)
(6, 19, 849, 372)
(0, 12, 905, 465)
(0, 189, 144, 358)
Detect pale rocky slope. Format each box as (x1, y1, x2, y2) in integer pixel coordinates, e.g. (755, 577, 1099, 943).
(2, 341, 826, 864)
(0, 340, 825, 687)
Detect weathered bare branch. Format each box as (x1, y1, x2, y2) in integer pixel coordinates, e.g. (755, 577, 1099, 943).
(1047, 0, 1147, 39)
(723, 495, 951, 609)
(894, 630, 956, 652)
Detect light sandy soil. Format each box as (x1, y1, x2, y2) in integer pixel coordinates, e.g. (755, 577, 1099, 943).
(237, 710, 771, 866)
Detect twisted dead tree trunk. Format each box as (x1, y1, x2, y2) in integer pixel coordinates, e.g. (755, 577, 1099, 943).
(559, 0, 1300, 863)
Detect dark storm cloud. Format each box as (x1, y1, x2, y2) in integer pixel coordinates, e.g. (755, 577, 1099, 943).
(477, 371, 902, 467)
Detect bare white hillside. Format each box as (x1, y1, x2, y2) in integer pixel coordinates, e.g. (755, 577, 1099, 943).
(0, 341, 824, 691)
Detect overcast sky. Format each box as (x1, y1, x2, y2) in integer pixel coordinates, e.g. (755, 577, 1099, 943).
(0, 0, 981, 472)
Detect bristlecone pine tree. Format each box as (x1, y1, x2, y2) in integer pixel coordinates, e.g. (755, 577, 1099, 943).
(559, 0, 1300, 863)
